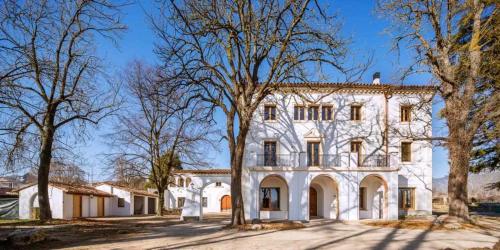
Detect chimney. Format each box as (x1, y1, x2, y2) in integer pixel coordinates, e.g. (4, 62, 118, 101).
(372, 72, 381, 85)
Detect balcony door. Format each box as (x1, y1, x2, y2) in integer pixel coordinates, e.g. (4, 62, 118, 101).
(307, 141, 320, 166)
(264, 141, 277, 166)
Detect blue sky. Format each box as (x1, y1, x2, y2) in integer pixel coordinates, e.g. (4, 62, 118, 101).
(80, 0, 450, 181)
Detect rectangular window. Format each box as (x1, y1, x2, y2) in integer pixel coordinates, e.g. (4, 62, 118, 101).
(401, 142, 412, 162)
(202, 197, 208, 207)
(260, 187, 280, 210)
(177, 197, 185, 208)
(294, 106, 305, 121)
(322, 106, 333, 121)
(351, 105, 361, 121)
(307, 141, 320, 166)
(264, 105, 276, 121)
(264, 141, 277, 166)
(351, 141, 361, 153)
(359, 187, 366, 210)
(117, 198, 125, 208)
(399, 188, 415, 209)
(351, 141, 362, 166)
(308, 106, 319, 120)
(215, 182, 222, 187)
(401, 106, 412, 122)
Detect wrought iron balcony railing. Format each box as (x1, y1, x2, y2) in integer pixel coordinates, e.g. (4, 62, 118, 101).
(298, 153, 341, 168)
(349, 154, 390, 167)
(256, 154, 292, 167)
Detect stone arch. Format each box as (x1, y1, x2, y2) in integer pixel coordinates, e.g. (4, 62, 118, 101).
(29, 192, 40, 219)
(309, 174, 339, 220)
(259, 174, 289, 220)
(359, 174, 388, 220)
(198, 179, 231, 221)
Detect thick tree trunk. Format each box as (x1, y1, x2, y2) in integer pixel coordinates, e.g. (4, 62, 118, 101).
(230, 125, 249, 226)
(157, 188, 165, 216)
(445, 99, 473, 221)
(38, 121, 55, 221)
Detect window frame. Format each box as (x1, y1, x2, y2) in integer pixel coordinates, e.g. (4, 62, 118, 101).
(359, 187, 367, 210)
(294, 105, 305, 121)
(308, 105, 319, 121)
(307, 141, 321, 166)
(202, 197, 208, 207)
(400, 105, 412, 122)
(117, 197, 125, 208)
(398, 188, 416, 210)
(350, 105, 362, 121)
(263, 141, 278, 166)
(260, 187, 281, 211)
(263, 105, 277, 121)
(177, 197, 185, 208)
(215, 182, 222, 187)
(401, 142, 412, 162)
(178, 177, 184, 187)
(321, 105, 333, 121)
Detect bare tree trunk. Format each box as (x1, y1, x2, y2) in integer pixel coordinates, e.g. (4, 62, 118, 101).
(38, 114, 56, 221)
(157, 188, 165, 216)
(231, 124, 249, 226)
(446, 110, 472, 221)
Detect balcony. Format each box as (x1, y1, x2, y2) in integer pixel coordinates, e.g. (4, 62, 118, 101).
(256, 154, 292, 167)
(349, 154, 390, 168)
(253, 153, 392, 168)
(298, 153, 341, 168)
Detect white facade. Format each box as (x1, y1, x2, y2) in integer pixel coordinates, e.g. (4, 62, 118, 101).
(181, 83, 433, 222)
(18, 183, 113, 219)
(166, 174, 231, 214)
(94, 183, 158, 216)
(18, 182, 158, 219)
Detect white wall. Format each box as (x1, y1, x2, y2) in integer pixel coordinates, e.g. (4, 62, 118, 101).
(95, 184, 133, 216)
(18, 185, 64, 219)
(201, 182, 231, 213)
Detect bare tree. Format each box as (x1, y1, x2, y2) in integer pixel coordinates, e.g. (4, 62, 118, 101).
(108, 61, 213, 216)
(152, 0, 351, 225)
(378, 0, 499, 220)
(0, 0, 125, 221)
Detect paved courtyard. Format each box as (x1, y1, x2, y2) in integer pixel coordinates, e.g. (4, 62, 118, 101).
(1, 214, 499, 250)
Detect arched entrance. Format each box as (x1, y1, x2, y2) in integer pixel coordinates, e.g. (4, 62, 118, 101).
(359, 174, 388, 220)
(29, 192, 40, 219)
(259, 175, 289, 220)
(309, 175, 339, 219)
(220, 195, 231, 211)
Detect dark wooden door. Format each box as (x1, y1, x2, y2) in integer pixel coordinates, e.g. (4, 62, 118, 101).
(309, 187, 317, 216)
(221, 195, 231, 211)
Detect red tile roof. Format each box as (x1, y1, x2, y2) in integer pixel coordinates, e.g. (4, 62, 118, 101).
(93, 182, 158, 197)
(274, 82, 436, 93)
(16, 182, 114, 197)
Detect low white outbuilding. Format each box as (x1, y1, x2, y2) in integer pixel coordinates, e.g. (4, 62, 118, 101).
(18, 182, 114, 219)
(94, 182, 159, 216)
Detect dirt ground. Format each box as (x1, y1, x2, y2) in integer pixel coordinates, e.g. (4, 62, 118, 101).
(1, 213, 499, 250)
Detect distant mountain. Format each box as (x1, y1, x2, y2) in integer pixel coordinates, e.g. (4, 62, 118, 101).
(433, 172, 500, 201)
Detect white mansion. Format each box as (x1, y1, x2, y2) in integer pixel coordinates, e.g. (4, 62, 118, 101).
(178, 75, 434, 221)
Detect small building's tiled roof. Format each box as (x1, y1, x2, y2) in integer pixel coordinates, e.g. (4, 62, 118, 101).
(93, 182, 158, 197)
(274, 82, 436, 93)
(174, 169, 231, 175)
(16, 182, 114, 197)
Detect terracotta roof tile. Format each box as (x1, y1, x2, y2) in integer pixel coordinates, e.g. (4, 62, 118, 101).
(93, 182, 158, 197)
(15, 182, 114, 197)
(274, 82, 436, 93)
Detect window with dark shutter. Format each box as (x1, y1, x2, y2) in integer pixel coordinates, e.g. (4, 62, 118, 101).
(401, 142, 412, 162)
(351, 105, 361, 121)
(401, 106, 412, 122)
